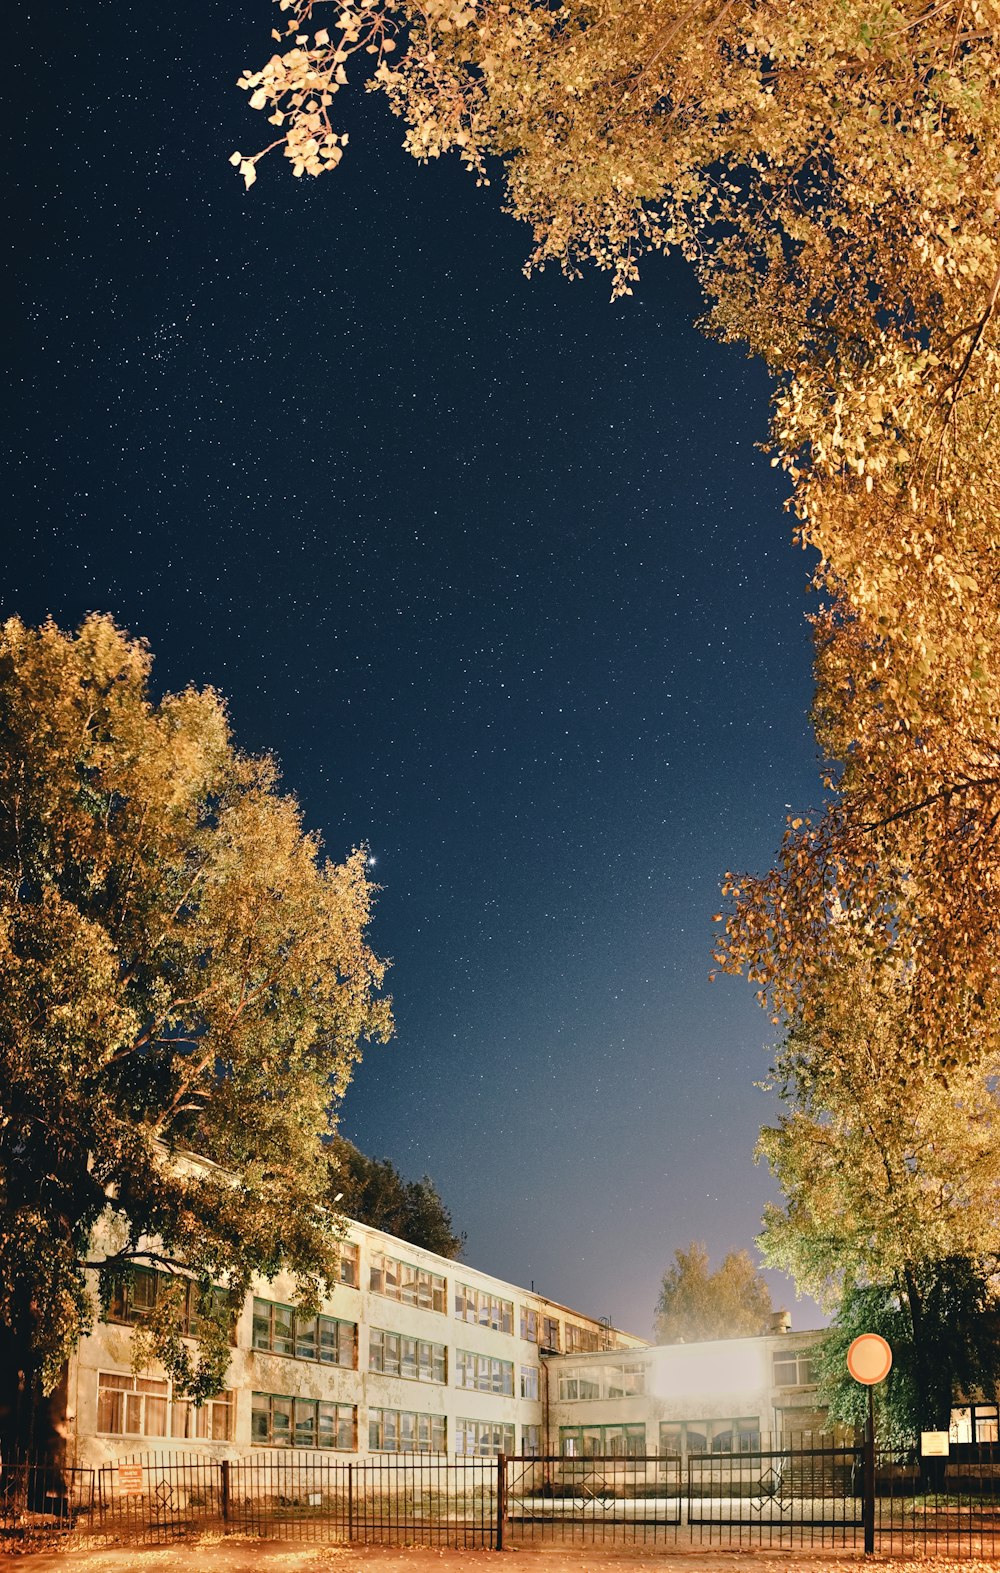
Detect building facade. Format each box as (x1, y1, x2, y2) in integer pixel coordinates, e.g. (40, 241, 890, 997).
(67, 1215, 648, 1467)
(546, 1329, 825, 1461)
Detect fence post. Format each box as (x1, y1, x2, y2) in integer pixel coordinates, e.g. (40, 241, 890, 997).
(863, 1387, 875, 1554)
(220, 1459, 230, 1527)
(495, 1453, 506, 1550)
(348, 1460, 354, 1541)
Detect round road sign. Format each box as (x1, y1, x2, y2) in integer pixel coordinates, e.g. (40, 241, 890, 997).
(847, 1332, 892, 1385)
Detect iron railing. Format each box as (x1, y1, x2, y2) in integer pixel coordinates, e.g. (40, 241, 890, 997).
(3, 1437, 1000, 1553)
(505, 1453, 681, 1544)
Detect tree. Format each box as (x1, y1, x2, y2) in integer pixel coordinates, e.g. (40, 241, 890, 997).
(328, 1137, 465, 1258)
(0, 615, 392, 1457)
(756, 942, 1000, 1435)
(816, 1266, 1000, 1449)
(232, 2, 1000, 1055)
(654, 1242, 773, 1343)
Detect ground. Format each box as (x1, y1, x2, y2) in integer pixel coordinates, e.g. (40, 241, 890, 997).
(1, 1544, 999, 1573)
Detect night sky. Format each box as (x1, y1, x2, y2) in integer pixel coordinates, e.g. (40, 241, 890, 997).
(11, 0, 825, 1336)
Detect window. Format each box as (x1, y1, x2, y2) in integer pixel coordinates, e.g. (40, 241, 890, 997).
(659, 1419, 759, 1458)
(560, 1425, 645, 1457)
(522, 1425, 541, 1457)
(454, 1284, 514, 1335)
(252, 1299, 356, 1367)
(558, 1371, 602, 1401)
(520, 1308, 539, 1343)
(107, 1270, 234, 1340)
(605, 1363, 645, 1398)
(541, 1317, 561, 1351)
(172, 1391, 233, 1442)
(455, 1350, 514, 1395)
(369, 1408, 446, 1454)
(251, 1392, 355, 1450)
(564, 1323, 601, 1354)
(369, 1328, 446, 1383)
(337, 1241, 360, 1288)
(97, 1372, 233, 1441)
(370, 1252, 446, 1313)
(712, 1419, 761, 1454)
(520, 1366, 539, 1401)
(97, 1373, 169, 1437)
(951, 1404, 1000, 1444)
(456, 1419, 515, 1457)
(772, 1350, 817, 1387)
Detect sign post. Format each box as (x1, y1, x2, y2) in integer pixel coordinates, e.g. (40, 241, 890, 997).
(846, 1333, 892, 1554)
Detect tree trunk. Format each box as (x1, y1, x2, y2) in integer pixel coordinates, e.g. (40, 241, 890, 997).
(0, 1318, 69, 1514)
(901, 1266, 945, 1492)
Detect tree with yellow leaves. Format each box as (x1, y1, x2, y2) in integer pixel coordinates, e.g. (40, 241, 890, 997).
(233, 0, 1000, 1053)
(0, 616, 391, 1457)
(757, 941, 1000, 1435)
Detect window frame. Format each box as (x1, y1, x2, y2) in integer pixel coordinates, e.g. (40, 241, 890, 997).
(252, 1297, 356, 1367)
(369, 1328, 447, 1384)
(368, 1407, 446, 1454)
(251, 1391, 356, 1450)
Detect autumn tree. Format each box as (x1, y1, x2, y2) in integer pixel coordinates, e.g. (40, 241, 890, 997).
(231, 2, 1000, 1056)
(0, 615, 392, 1457)
(757, 943, 1000, 1434)
(654, 1242, 773, 1344)
(328, 1137, 465, 1258)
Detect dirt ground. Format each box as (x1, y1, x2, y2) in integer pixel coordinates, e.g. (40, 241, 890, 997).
(2, 1542, 1000, 1573)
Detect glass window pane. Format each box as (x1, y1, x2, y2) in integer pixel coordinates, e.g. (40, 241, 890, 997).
(294, 1399, 317, 1448)
(97, 1384, 124, 1435)
(295, 1315, 318, 1361)
(252, 1394, 270, 1443)
(131, 1269, 158, 1316)
(272, 1397, 293, 1446)
(273, 1306, 294, 1356)
(252, 1299, 271, 1351)
(211, 1399, 232, 1442)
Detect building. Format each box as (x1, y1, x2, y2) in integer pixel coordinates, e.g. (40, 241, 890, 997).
(547, 1325, 825, 1461)
(67, 1212, 648, 1467)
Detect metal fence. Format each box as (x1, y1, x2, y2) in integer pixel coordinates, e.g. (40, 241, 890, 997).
(505, 1453, 682, 1545)
(3, 1438, 1000, 1553)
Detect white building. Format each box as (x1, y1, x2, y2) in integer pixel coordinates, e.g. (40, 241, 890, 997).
(68, 1214, 648, 1467)
(547, 1329, 825, 1461)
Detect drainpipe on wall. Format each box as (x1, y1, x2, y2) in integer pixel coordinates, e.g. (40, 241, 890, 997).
(540, 1355, 551, 1485)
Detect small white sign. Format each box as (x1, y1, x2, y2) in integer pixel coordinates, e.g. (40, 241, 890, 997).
(921, 1431, 950, 1457)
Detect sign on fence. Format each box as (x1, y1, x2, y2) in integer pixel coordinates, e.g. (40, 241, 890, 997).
(117, 1463, 145, 1495)
(921, 1431, 950, 1456)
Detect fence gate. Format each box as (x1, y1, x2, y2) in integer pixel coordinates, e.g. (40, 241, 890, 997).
(504, 1454, 681, 1545)
(686, 1438, 863, 1548)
